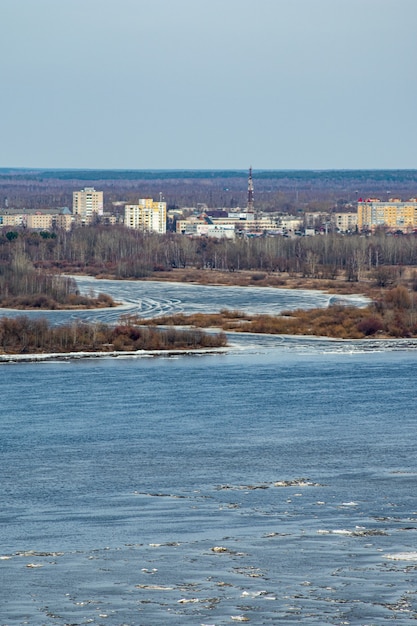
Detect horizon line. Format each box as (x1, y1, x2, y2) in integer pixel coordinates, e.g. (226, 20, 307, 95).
(1, 167, 417, 173)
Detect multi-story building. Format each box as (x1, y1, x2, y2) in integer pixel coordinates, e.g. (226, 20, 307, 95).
(0, 209, 24, 227)
(280, 216, 303, 232)
(73, 187, 103, 224)
(26, 213, 54, 230)
(54, 210, 73, 231)
(332, 212, 358, 233)
(0, 208, 73, 231)
(358, 198, 417, 232)
(124, 198, 167, 234)
(304, 211, 330, 230)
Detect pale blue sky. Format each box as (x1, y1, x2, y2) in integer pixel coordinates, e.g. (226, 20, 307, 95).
(1, 0, 416, 169)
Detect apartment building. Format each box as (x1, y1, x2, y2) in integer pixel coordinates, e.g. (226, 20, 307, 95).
(73, 187, 103, 224)
(332, 212, 358, 233)
(0, 209, 24, 227)
(54, 211, 73, 231)
(26, 213, 53, 230)
(0, 208, 73, 231)
(280, 216, 302, 232)
(124, 198, 167, 234)
(358, 198, 417, 232)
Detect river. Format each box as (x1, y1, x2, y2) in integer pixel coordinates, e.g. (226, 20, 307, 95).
(1, 280, 417, 624)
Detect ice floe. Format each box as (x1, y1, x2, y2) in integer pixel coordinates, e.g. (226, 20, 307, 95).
(385, 552, 417, 560)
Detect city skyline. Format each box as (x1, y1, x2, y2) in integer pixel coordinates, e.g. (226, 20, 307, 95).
(1, 0, 416, 171)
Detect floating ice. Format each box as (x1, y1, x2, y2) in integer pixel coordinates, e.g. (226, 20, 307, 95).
(385, 552, 417, 561)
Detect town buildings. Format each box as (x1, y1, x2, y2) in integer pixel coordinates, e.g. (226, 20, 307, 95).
(124, 198, 167, 234)
(73, 187, 103, 224)
(3, 176, 417, 239)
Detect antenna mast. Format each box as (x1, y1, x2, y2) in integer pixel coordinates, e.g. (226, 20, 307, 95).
(247, 166, 254, 213)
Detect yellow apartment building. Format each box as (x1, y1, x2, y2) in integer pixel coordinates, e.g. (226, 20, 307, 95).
(358, 199, 417, 232)
(73, 187, 103, 224)
(124, 199, 167, 234)
(0, 211, 23, 227)
(54, 212, 73, 231)
(26, 213, 53, 230)
(0, 208, 73, 231)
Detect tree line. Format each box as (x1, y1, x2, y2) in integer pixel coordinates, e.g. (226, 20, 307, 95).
(2, 226, 417, 282)
(0, 241, 115, 308)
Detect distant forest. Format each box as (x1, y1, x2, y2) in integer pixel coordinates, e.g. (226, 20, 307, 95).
(2, 169, 417, 213)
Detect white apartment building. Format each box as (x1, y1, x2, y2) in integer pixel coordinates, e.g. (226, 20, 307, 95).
(332, 212, 358, 233)
(280, 216, 302, 232)
(124, 198, 167, 234)
(73, 187, 103, 224)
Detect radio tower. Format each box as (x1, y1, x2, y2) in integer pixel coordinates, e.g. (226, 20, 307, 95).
(247, 166, 254, 213)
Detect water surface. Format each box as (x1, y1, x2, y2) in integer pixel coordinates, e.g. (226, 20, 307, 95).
(1, 347, 417, 624)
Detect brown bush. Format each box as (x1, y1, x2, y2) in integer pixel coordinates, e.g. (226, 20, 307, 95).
(384, 286, 412, 310)
(357, 315, 385, 336)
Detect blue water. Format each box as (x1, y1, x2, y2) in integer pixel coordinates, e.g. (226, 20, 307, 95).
(1, 281, 417, 624)
(1, 346, 417, 624)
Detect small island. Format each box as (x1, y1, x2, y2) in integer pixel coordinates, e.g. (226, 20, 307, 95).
(0, 315, 227, 356)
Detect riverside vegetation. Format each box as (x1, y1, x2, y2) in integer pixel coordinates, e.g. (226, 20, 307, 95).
(0, 238, 226, 353)
(3, 225, 417, 280)
(0, 243, 116, 310)
(0, 316, 227, 355)
(2, 227, 417, 345)
(127, 286, 417, 340)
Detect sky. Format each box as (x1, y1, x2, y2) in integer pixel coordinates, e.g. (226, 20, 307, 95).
(1, 0, 416, 170)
